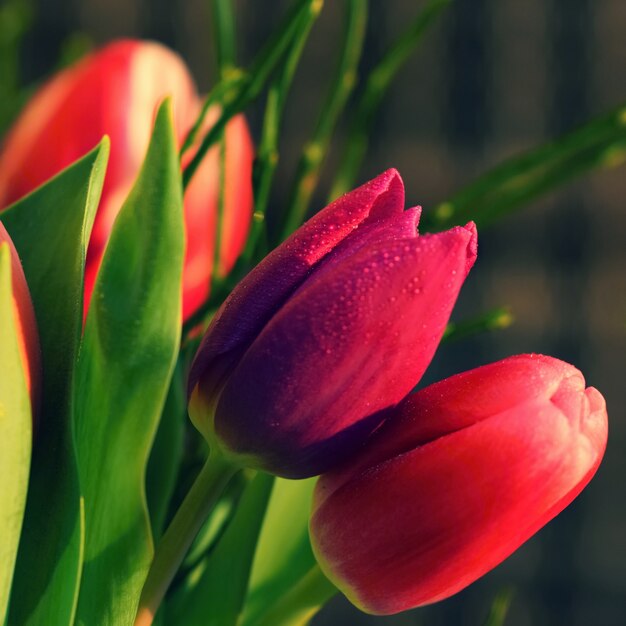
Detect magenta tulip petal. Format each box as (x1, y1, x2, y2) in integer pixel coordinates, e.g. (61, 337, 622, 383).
(310, 355, 608, 614)
(188, 168, 405, 399)
(214, 221, 477, 477)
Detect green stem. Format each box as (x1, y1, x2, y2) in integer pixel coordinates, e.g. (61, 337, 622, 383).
(280, 0, 368, 240)
(134, 452, 239, 626)
(442, 306, 513, 344)
(211, 0, 237, 77)
(329, 0, 451, 200)
(423, 103, 626, 231)
(179, 71, 245, 159)
(180, 1, 323, 338)
(250, 565, 337, 626)
(243, 0, 322, 264)
(483, 587, 514, 626)
(211, 129, 227, 284)
(183, 0, 321, 191)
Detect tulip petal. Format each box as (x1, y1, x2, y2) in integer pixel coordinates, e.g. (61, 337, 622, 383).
(0, 223, 40, 413)
(188, 168, 405, 399)
(214, 221, 477, 477)
(317, 354, 585, 500)
(310, 358, 608, 614)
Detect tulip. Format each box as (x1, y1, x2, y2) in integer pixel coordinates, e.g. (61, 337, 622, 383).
(0, 222, 40, 412)
(188, 169, 478, 478)
(0, 39, 254, 321)
(310, 354, 608, 614)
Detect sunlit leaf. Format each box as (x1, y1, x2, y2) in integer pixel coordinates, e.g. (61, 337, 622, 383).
(240, 478, 317, 626)
(73, 99, 184, 626)
(0, 246, 31, 624)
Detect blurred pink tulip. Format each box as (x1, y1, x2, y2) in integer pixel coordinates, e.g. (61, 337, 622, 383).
(0, 39, 254, 321)
(311, 354, 608, 614)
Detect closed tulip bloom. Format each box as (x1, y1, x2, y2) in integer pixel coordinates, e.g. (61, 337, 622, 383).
(0, 222, 40, 413)
(0, 39, 254, 320)
(188, 169, 478, 478)
(310, 354, 608, 614)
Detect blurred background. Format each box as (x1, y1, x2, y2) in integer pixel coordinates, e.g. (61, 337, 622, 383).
(2, 0, 625, 624)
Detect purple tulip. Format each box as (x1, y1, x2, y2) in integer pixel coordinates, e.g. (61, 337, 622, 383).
(188, 169, 478, 478)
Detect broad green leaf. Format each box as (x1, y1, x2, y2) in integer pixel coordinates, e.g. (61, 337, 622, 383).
(0, 246, 32, 624)
(240, 478, 317, 626)
(73, 100, 184, 626)
(424, 104, 626, 230)
(164, 473, 274, 626)
(146, 360, 186, 540)
(2, 139, 108, 626)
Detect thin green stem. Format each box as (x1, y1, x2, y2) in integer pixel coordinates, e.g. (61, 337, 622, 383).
(423, 103, 626, 231)
(243, 0, 322, 264)
(211, 0, 237, 77)
(442, 306, 513, 344)
(183, 0, 322, 191)
(483, 587, 514, 626)
(170, 469, 255, 592)
(280, 0, 368, 240)
(329, 0, 451, 200)
(249, 565, 337, 626)
(211, 129, 227, 285)
(179, 71, 245, 159)
(134, 452, 239, 626)
(180, 1, 323, 338)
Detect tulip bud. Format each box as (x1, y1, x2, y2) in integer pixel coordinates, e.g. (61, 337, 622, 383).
(0, 223, 40, 414)
(0, 39, 254, 321)
(310, 354, 608, 614)
(188, 169, 478, 478)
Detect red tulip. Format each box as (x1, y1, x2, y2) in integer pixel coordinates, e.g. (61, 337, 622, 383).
(310, 354, 608, 614)
(188, 169, 477, 478)
(0, 39, 254, 321)
(0, 222, 40, 413)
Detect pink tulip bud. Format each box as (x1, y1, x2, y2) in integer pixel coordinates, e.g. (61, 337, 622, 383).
(0, 222, 40, 415)
(0, 39, 254, 321)
(188, 169, 478, 478)
(310, 354, 608, 614)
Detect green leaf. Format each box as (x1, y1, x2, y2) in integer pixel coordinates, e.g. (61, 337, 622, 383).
(164, 473, 274, 626)
(240, 478, 317, 626)
(0, 246, 32, 624)
(146, 361, 186, 540)
(2, 139, 109, 626)
(73, 100, 184, 626)
(424, 104, 626, 230)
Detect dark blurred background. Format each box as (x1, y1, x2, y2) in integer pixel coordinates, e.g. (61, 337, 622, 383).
(4, 0, 626, 624)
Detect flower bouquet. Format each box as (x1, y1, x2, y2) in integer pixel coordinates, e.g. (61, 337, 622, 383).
(1, 1, 620, 625)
